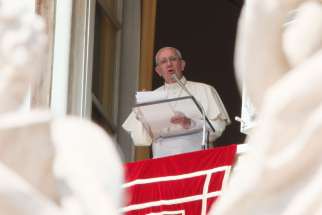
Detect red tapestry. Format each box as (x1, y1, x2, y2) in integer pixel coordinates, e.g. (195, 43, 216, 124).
(122, 145, 237, 215)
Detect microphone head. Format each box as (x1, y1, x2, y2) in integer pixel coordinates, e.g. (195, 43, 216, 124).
(171, 73, 178, 81)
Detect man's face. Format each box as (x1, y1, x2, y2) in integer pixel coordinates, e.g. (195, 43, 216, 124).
(155, 48, 185, 84)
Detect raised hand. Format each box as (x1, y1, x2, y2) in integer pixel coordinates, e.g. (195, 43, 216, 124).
(170, 111, 191, 129)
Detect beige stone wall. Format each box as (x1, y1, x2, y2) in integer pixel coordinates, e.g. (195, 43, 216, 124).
(33, 0, 55, 108)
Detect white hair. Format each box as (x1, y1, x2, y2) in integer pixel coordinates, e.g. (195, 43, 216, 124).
(155, 47, 183, 65)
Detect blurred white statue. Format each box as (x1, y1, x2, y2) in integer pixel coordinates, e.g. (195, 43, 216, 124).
(0, 1, 123, 215)
(210, 0, 322, 214)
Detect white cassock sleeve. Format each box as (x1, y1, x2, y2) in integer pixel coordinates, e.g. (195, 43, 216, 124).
(193, 84, 230, 142)
(122, 111, 153, 146)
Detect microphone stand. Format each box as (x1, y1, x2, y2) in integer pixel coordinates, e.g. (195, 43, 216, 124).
(171, 74, 209, 150)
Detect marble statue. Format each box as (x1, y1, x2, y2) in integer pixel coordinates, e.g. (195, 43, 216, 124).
(210, 0, 322, 214)
(0, 1, 123, 214)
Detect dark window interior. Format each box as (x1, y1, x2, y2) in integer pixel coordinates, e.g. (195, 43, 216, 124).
(153, 0, 246, 145)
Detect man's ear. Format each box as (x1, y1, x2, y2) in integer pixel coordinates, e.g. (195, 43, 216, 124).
(155, 66, 162, 77)
(181, 59, 186, 71)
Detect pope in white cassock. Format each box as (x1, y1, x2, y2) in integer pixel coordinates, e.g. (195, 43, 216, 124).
(123, 47, 231, 158)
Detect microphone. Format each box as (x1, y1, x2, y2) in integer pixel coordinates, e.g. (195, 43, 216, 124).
(171, 74, 209, 150)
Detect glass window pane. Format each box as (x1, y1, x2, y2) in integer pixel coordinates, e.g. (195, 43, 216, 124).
(92, 4, 117, 125)
(101, 0, 117, 15)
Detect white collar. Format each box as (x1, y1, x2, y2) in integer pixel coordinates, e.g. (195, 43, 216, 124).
(164, 76, 187, 91)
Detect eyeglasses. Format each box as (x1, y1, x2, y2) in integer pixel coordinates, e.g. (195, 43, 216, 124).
(157, 56, 181, 66)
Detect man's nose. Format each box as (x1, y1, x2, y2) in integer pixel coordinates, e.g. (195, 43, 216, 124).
(166, 59, 173, 66)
